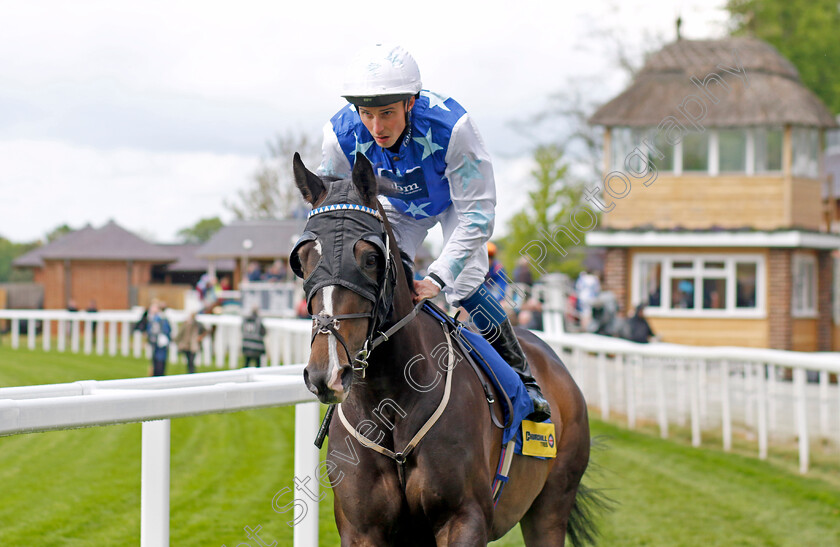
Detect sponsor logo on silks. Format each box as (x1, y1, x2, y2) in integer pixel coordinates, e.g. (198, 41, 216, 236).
(378, 166, 429, 201)
(521, 420, 557, 459)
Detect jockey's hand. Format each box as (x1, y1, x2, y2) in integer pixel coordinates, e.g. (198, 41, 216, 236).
(413, 278, 441, 304)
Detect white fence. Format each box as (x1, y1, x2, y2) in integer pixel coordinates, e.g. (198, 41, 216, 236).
(0, 309, 311, 369)
(2, 307, 840, 476)
(540, 332, 840, 473)
(0, 366, 320, 546)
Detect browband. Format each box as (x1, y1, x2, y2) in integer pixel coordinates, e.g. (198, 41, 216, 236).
(308, 203, 382, 220)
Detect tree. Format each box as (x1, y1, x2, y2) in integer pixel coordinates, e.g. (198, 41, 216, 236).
(177, 217, 224, 244)
(727, 0, 840, 114)
(225, 131, 320, 220)
(0, 237, 39, 283)
(499, 144, 590, 278)
(45, 223, 73, 243)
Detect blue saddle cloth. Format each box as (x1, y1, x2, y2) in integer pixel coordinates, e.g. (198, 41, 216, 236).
(423, 304, 533, 446)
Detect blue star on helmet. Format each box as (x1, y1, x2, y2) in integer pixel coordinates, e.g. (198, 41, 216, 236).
(351, 133, 373, 160)
(422, 90, 451, 111)
(413, 128, 443, 160)
(405, 202, 432, 218)
(453, 154, 484, 189)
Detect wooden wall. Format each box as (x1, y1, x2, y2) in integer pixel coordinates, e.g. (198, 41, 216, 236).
(792, 319, 818, 352)
(646, 317, 768, 348)
(602, 175, 823, 231)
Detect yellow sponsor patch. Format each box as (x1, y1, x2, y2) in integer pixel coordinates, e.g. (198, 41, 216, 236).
(521, 420, 557, 458)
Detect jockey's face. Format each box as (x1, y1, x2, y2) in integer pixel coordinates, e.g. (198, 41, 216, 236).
(358, 97, 415, 149)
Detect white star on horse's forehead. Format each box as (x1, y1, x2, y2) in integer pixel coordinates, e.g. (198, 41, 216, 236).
(422, 91, 451, 111)
(413, 128, 443, 160)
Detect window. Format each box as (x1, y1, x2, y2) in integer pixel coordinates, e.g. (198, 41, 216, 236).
(718, 129, 747, 173)
(638, 260, 662, 307)
(735, 262, 758, 308)
(792, 127, 819, 178)
(633, 254, 764, 316)
(651, 129, 674, 172)
(792, 253, 817, 317)
(611, 127, 633, 172)
(682, 132, 708, 172)
(754, 127, 783, 172)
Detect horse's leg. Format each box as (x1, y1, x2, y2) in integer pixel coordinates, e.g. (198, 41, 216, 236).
(519, 484, 579, 547)
(334, 497, 395, 547)
(433, 503, 490, 546)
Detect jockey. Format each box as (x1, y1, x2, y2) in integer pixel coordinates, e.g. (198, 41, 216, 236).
(317, 44, 550, 422)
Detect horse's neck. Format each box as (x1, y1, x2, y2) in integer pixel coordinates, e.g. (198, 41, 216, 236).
(346, 312, 441, 429)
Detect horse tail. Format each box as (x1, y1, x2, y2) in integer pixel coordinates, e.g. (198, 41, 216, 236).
(566, 436, 616, 546)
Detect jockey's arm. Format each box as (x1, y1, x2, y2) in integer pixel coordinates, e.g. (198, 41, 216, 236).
(425, 114, 496, 289)
(316, 121, 351, 178)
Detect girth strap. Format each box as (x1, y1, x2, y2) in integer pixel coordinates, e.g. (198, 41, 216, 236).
(336, 325, 455, 489)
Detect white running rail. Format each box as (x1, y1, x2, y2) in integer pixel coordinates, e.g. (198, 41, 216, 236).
(0, 366, 320, 546)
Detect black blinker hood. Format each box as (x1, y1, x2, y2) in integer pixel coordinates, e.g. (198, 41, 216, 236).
(290, 180, 397, 327)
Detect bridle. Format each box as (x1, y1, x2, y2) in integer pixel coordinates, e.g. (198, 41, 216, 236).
(293, 201, 420, 377)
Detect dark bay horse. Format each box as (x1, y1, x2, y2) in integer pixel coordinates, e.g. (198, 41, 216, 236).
(291, 153, 597, 546)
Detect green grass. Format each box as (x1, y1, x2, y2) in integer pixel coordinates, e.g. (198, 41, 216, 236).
(1, 344, 839, 546)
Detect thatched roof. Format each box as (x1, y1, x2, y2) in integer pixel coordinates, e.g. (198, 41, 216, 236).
(589, 37, 838, 129)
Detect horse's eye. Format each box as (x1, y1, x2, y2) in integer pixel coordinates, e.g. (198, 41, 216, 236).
(365, 253, 379, 268)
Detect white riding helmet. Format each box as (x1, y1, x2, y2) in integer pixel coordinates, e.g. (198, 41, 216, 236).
(342, 44, 422, 107)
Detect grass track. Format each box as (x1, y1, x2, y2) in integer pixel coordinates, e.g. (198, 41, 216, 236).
(1, 345, 839, 545)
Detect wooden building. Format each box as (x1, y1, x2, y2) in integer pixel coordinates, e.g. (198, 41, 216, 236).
(12, 221, 233, 311)
(586, 37, 840, 351)
(196, 220, 306, 287)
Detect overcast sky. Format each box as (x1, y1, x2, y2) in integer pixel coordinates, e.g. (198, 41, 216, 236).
(0, 0, 729, 245)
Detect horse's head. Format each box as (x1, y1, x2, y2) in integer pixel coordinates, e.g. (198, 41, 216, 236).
(290, 153, 398, 403)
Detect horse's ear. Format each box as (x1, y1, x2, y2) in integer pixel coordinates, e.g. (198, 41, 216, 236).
(293, 152, 325, 205)
(352, 154, 378, 205)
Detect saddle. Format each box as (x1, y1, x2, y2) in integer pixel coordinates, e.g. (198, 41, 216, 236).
(422, 302, 557, 504)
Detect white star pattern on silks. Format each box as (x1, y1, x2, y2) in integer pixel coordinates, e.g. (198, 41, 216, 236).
(422, 91, 451, 111)
(321, 157, 337, 177)
(413, 128, 443, 160)
(351, 133, 373, 160)
(453, 154, 484, 189)
(405, 202, 432, 218)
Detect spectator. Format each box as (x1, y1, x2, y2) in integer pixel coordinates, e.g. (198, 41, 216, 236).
(246, 262, 262, 282)
(201, 275, 219, 312)
(175, 311, 206, 374)
(513, 256, 534, 300)
(66, 299, 79, 336)
(146, 300, 172, 376)
(623, 303, 656, 344)
(295, 297, 310, 319)
(484, 242, 508, 303)
(517, 297, 544, 331)
(220, 276, 232, 291)
(86, 299, 98, 341)
(263, 260, 287, 282)
(575, 269, 601, 330)
(241, 307, 267, 368)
